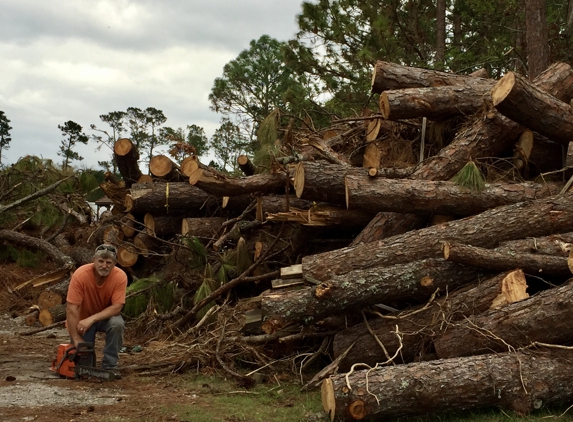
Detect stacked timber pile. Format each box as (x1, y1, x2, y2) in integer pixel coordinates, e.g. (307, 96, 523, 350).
(97, 61, 573, 420)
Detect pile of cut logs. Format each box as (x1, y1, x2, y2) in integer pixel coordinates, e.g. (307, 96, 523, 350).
(98, 61, 573, 421)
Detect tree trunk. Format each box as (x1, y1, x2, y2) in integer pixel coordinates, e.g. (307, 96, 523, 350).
(189, 168, 287, 197)
(261, 258, 490, 330)
(411, 62, 573, 181)
(144, 213, 183, 238)
(120, 213, 137, 238)
(113, 138, 142, 188)
(124, 182, 218, 215)
(349, 212, 425, 246)
(302, 192, 573, 282)
(237, 155, 256, 176)
(371, 61, 493, 94)
(333, 270, 528, 369)
(38, 303, 67, 326)
(149, 155, 183, 182)
(345, 175, 561, 216)
(323, 349, 573, 420)
(433, 280, 573, 359)
(443, 241, 573, 276)
(495, 232, 573, 256)
(380, 85, 491, 121)
(265, 204, 374, 228)
(116, 242, 139, 267)
(492, 71, 573, 146)
(525, 0, 549, 80)
(181, 217, 226, 238)
(37, 291, 62, 311)
(132, 232, 160, 258)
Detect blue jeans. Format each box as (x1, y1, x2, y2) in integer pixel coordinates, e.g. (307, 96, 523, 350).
(78, 315, 125, 369)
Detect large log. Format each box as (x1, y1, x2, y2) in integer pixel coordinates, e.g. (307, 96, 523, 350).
(144, 213, 183, 238)
(38, 303, 67, 326)
(380, 85, 491, 121)
(370, 61, 493, 94)
(132, 232, 161, 258)
(345, 175, 561, 216)
(261, 258, 490, 330)
(349, 212, 424, 246)
(189, 168, 287, 197)
(492, 71, 573, 146)
(181, 217, 226, 238)
(114, 138, 142, 188)
(265, 205, 374, 228)
(333, 270, 528, 369)
(495, 232, 573, 256)
(433, 279, 573, 359)
(323, 349, 573, 420)
(411, 62, 573, 181)
(149, 155, 183, 182)
(443, 241, 573, 277)
(302, 192, 573, 282)
(116, 242, 139, 267)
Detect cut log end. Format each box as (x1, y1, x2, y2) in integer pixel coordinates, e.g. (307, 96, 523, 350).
(188, 169, 204, 186)
(348, 399, 368, 420)
(293, 162, 305, 199)
(490, 269, 529, 309)
(379, 92, 390, 119)
(368, 167, 378, 177)
(113, 138, 134, 156)
(491, 72, 516, 106)
(321, 378, 336, 422)
(149, 155, 175, 178)
(443, 242, 451, 260)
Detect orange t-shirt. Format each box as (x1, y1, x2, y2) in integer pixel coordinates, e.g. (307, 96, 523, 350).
(66, 264, 128, 321)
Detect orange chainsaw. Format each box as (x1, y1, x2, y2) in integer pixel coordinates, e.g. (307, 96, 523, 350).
(51, 342, 118, 381)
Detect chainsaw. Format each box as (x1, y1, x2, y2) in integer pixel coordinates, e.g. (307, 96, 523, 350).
(51, 342, 118, 381)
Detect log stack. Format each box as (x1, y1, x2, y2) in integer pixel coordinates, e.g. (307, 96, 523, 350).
(90, 61, 573, 420)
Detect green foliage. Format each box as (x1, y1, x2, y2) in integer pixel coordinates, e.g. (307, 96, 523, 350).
(0, 110, 12, 165)
(193, 264, 220, 320)
(123, 276, 176, 318)
(210, 118, 249, 173)
(0, 244, 44, 268)
(183, 236, 208, 269)
(217, 249, 237, 285)
(451, 161, 486, 192)
(58, 120, 89, 170)
(235, 237, 252, 275)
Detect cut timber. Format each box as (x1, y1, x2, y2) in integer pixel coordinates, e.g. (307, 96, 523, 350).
(513, 130, 534, 170)
(132, 232, 160, 258)
(120, 213, 137, 238)
(137, 174, 153, 183)
(265, 205, 375, 228)
(113, 138, 142, 188)
(180, 156, 226, 178)
(492, 71, 573, 146)
(370, 60, 494, 94)
(443, 241, 573, 277)
(362, 142, 381, 168)
(103, 225, 123, 245)
(307, 136, 351, 166)
(181, 217, 225, 238)
(302, 192, 573, 282)
(237, 155, 256, 176)
(411, 62, 573, 181)
(333, 270, 528, 369)
(37, 291, 62, 311)
(116, 242, 138, 267)
(271, 278, 305, 289)
(345, 174, 561, 216)
(261, 258, 490, 329)
(365, 118, 381, 142)
(280, 264, 302, 279)
(144, 213, 183, 238)
(323, 349, 573, 420)
(350, 212, 424, 246)
(433, 280, 573, 359)
(189, 168, 287, 197)
(380, 85, 491, 121)
(470, 68, 489, 78)
(149, 155, 182, 181)
(39, 303, 67, 326)
(25, 309, 39, 326)
(124, 182, 217, 215)
(495, 232, 573, 256)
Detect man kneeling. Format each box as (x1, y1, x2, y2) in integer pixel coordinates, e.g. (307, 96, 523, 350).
(66, 244, 127, 374)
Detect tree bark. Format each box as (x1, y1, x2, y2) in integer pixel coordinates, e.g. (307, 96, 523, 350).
(114, 138, 142, 188)
(495, 232, 573, 256)
(333, 270, 528, 369)
(189, 168, 287, 197)
(237, 155, 256, 176)
(38, 303, 67, 326)
(411, 62, 573, 181)
(181, 217, 226, 238)
(345, 175, 562, 216)
(492, 71, 573, 146)
(349, 212, 424, 246)
(323, 349, 573, 420)
(380, 85, 491, 121)
(302, 192, 573, 282)
(525, 0, 549, 80)
(149, 155, 183, 182)
(265, 204, 374, 228)
(443, 241, 573, 277)
(144, 213, 183, 238)
(132, 232, 160, 258)
(371, 61, 493, 94)
(38, 291, 62, 311)
(261, 258, 490, 329)
(433, 280, 573, 359)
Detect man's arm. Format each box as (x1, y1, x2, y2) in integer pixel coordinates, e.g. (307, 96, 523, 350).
(66, 302, 83, 346)
(76, 303, 123, 335)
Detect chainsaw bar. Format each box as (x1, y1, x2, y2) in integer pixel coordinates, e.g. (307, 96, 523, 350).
(75, 364, 117, 381)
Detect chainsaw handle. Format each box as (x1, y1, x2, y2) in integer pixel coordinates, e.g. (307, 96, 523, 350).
(67, 342, 95, 361)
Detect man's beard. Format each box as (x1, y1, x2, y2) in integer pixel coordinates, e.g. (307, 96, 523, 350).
(97, 267, 111, 277)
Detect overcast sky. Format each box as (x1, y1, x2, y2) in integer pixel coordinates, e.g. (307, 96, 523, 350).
(0, 0, 304, 169)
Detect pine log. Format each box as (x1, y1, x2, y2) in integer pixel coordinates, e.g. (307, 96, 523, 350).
(132, 232, 160, 258)
(333, 270, 528, 369)
(323, 349, 573, 420)
(513, 130, 534, 170)
(120, 213, 137, 238)
(37, 291, 62, 311)
(308, 136, 351, 166)
(265, 205, 375, 228)
(38, 303, 67, 326)
(116, 242, 138, 267)
(370, 61, 494, 94)
(144, 213, 183, 238)
(180, 155, 227, 178)
(189, 168, 287, 197)
(137, 174, 153, 183)
(469, 68, 489, 78)
(443, 241, 573, 277)
(345, 175, 562, 216)
(433, 280, 573, 359)
(25, 309, 39, 326)
(181, 217, 226, 238)
(113, 138, 142, 188)
(103, 224, 124, 245)
(361, 142, 381, 168)
(237, 155, 256, 176)
(349, 212, 424, 246)
(495, 232, 573, 256)
(492, 71, 573, 146)
(411, 62, 573, 181)
(302, 192, 573, 282)
(260, 258, 490, 330)
(380, 85, 491, 121)
(124, 182, 218, 215)
(149, 155, 183, 182)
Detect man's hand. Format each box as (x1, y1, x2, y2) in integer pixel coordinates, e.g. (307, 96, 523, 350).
(76, 317, 95, 337)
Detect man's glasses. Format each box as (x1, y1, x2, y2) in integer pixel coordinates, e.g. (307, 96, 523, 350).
(96, 244, 117, 254)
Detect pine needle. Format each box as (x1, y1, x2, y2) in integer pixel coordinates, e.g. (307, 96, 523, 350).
(451, 161, 485, 192)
